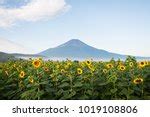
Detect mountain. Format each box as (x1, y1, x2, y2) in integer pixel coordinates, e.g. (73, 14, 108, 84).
(0, 38, 34, 54)
(39, 39, 150, 60)
(0, 52, 15, 62)
(39, 39, 138, 60)
(0, 52, 44, 62)
(0, 39, 149, 61)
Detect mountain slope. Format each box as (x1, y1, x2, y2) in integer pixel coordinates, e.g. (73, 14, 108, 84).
(0, 52, 15, 62)
(39, 39, 127, 59)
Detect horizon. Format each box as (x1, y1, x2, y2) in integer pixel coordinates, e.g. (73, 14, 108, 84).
(1, 38, 150, 59)
(0, 0, 150, 57)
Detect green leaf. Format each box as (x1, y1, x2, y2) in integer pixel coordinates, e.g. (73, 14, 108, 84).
(119, 88, 128, 95)
(110, 88, 117, 94)
(21, 89, 37, 100)
(128, 89, 134, 95)
(73, 82, 83, 88)
(35, 90, 45, 99)
(58, 82, 70, 88)
(56, 89, 63, 96)
(86, 90, 92, 95)
(117, 82, 128, 87)
(98, 81, 109, 86)
(39, 81, 49, 85)
(78, 95, 89, 100)
(60, 90, 76, 99)
(68, 90, 76, 98)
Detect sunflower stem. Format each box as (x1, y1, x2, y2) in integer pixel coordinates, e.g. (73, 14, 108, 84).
(37, 69, 40, 100)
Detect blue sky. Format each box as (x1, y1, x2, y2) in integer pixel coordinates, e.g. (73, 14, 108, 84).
(0, 0, 150, 56)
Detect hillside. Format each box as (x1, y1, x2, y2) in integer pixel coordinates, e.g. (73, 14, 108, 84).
(0, 52, 15, 62)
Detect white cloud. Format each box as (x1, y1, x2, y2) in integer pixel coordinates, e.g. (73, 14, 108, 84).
(0, 0, 70, 28)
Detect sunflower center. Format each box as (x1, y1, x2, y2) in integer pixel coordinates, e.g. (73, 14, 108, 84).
(121, 67, 124, 69)
(34, 61, 39, 66)
(136, 79, 142, 82)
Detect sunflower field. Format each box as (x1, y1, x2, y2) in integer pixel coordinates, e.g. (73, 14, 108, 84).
(0, 56, 150, 100)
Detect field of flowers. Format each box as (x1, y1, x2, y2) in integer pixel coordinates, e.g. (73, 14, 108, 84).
(0, 57, 150, 100)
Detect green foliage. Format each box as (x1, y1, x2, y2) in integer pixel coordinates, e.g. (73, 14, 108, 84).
(0, 57, 149, 100)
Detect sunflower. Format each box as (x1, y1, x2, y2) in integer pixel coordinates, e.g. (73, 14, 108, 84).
(88, 65, 95, 72)
(145, 61, 149, 66)
(29, 77, 34, 84)
(19, 81, 24, 88)
(106, 63, 113, 69)
(61, 69, 66, 74)
(118, 61, 123, 65)
(103, 69, 108, 74)
(129, 62, 134, 67)
(79, 62, 85, 68)
(85, 60, 92, 66)
(44, 67, 49, 72)
(64, 65, 69, 69)
(32, 59, 41, 68)
(67, 62, 72, 66)
(119, 65, 126, 71)
(19, 71, 25, 78)
(13, 64, 16, 68)
(77, 68, 83, 75)
(133, 78, 143, 85)
(138, 61, 146, 68)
